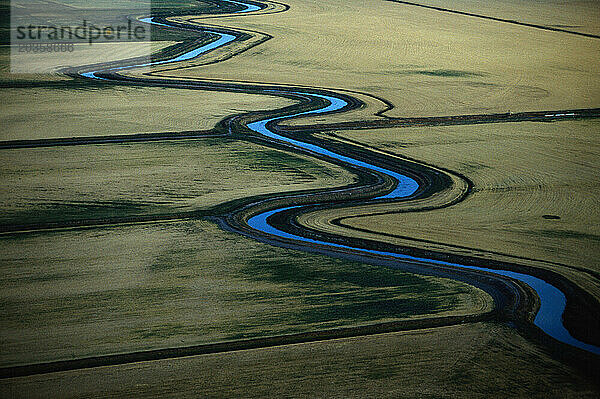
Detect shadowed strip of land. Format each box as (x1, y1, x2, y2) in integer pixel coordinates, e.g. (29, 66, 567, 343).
(0, 313, 494, 379)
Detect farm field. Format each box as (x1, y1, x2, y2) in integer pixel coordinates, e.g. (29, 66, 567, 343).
(0, 85, 293, 140)
(1, 322, 598, 398)
(0, 138, 353, 226)
(0, 219, 490, 366)
(0, 0, 599, 396)
(299, 119, 600, 298)
(165, 0, 600, 119)
(400, 0, 600, 36)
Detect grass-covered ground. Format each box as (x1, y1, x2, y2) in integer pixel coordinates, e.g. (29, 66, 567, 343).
(165, 0, 599, 119)
(0, 0, 599, 396)
(0, 219, 490, 367)
(0, 83, 292, 140)
(0, 136, 491, 369)
(398, 0, 600, 36)
(1, 322, 597, 398)
(0, 138, 353, 226)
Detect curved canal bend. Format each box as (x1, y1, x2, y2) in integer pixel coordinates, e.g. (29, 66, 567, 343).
(79, 0, 600, 356)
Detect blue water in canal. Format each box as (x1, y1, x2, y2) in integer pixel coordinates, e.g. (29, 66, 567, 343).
(81, 0, 600, 356)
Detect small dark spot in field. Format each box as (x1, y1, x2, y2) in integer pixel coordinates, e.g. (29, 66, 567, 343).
(542, 214, 561, 220)
(403, 69, 484, 78)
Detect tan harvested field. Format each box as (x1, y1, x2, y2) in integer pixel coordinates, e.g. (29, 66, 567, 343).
(160, 0, 600, 120)
(299, 120, 600, 298)
(0, 219, 490, 366)
(0, 42, 170, 79)
(0, 84, 293, 141)
(1, 322, 597, 398)
(404, 0, 600, 36)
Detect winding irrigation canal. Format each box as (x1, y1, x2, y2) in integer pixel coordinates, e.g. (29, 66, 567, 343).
(0, 0, 591, 379)
(77, 0, 600, 356)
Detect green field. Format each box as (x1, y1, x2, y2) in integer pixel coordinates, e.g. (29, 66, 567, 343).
(1, 322, 597, 398)
(0, 220, 490, 366)
(0, 138, 353, 226)
(0, 0, 599, 396)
